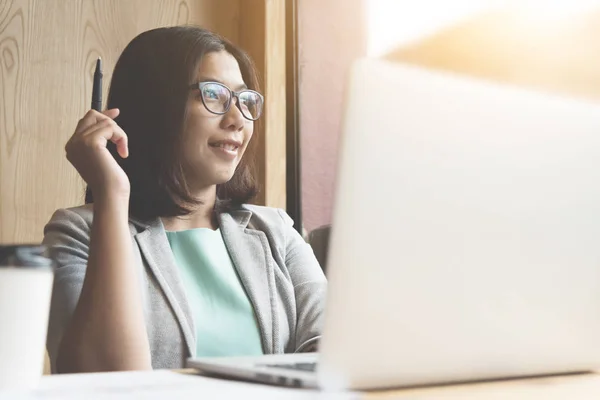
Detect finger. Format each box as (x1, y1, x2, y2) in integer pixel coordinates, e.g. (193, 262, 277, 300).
(107, 121, 129, 158)
(115, 132, 129, 159)
(80, 108, 119, 136)
(75, 109, 105, 132)
(102, 108, 120, 120)
(80, 118, 114, 137)
(84, 120, 129, 159)
(75, 109, 118, 133)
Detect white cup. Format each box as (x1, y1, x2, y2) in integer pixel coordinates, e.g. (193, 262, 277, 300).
(0, 245, 54, 391)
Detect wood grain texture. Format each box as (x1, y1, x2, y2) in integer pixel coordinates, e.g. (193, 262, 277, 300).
(0, 0, 242, 244)
(263, 0, 286, 210)
(239, 0, 266, 206)
(239, 0, 286, 209)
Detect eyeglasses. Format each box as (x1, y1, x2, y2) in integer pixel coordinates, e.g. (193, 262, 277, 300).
(189, 81, 264, 121)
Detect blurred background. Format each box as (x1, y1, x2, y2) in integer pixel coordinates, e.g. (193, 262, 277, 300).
(2, 0, 600, 247)
(297, 0, 600, 239)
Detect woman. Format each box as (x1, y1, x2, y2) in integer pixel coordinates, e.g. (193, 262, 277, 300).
(43, 26, 326, 373)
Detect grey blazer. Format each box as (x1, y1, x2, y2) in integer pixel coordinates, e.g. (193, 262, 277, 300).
(42, 204, 326, 372)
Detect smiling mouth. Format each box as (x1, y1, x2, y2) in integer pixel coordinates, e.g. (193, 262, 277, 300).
(210, 142, 239, 151)
(209, 139, 242, 151)
(209, 140, 242, 159)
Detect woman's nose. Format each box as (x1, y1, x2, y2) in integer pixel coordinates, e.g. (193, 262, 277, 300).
(221, 97, 245, 131)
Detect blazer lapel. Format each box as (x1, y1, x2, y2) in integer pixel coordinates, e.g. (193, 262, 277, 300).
(132, 217, 196, 357)
(219, 209, 277, 353)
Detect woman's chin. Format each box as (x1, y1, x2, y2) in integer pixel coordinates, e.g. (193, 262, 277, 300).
(186, 165, 236, 187)
(211, 170, 236, 185)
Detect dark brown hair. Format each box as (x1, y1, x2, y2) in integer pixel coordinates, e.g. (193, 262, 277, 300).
(85, 26, 260, 221)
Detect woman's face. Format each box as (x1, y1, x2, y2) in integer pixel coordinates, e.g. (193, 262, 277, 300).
(181, 50, 254, 190)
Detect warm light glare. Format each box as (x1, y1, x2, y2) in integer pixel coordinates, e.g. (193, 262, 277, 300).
(509, 0, 600, 17)
(367, 0, 600, 56)
(367, 0, 499, 56)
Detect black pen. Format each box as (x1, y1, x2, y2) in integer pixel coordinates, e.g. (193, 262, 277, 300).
(91, 57, 102, 111)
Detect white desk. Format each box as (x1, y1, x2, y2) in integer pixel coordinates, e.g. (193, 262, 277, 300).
(6, 370, 600, 399)
(4, 370, 355, 400)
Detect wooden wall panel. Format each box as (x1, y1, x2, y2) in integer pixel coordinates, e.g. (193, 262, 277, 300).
(0, 0, 248, 244)
(263, 0, 286, 210)
(238, 0, 286, 209)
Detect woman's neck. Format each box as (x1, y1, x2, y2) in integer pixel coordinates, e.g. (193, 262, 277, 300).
(161, 185, 218, 231)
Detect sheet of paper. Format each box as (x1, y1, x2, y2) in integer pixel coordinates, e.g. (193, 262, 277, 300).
(0, 370, 360, 400)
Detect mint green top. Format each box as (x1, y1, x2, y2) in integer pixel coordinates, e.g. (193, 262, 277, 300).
(166, 228, 263, 357)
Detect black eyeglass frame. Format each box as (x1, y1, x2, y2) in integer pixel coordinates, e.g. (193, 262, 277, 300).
(189, 81, 264, 121)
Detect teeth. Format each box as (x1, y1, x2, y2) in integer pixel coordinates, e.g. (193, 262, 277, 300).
(214, 143, 238, 151)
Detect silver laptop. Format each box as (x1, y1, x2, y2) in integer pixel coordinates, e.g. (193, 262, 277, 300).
(188, 58, 600, 390)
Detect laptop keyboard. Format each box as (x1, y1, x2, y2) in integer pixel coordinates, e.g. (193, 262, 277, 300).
(263, 362, 317, 372)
